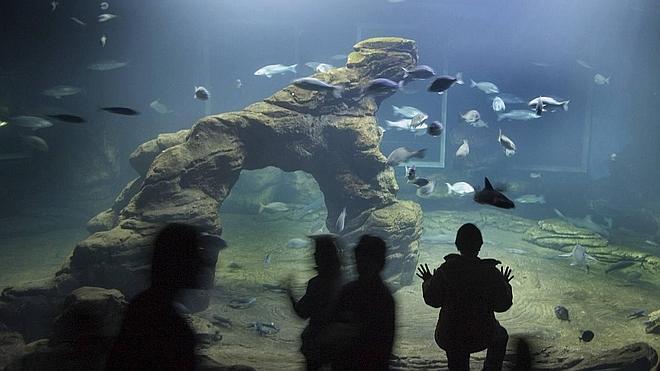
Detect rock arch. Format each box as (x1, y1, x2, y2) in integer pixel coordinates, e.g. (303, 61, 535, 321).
(2, 38, 423, 327)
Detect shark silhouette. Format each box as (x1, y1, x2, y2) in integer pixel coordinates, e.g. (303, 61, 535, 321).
(474, 177, 515, 209)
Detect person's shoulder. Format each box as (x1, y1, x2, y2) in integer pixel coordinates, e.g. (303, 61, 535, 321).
(480, 258, 502, 267)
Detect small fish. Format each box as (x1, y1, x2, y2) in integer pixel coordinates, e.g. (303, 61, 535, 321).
(258, 202, 290, 213)
(87, 60, 128, 71)
(46, 114, 86, 123)
(194, 86, 210, 101)
(100, 34, 107, 47)
(492, 97, 506, 112)
(497, 110, 541, 121)
(409, 113, 428, 129)
(149, 99, 173, 114)
(254, 64, 297, 78)
(405, 165, 416, 181)
(594, 74, 610, 85)
(455, 139, 469, 158)
(427, 121, 443, 137)
(292, 77, 344, 98)
(627, 309, 647, 320)
(527, 96, 569, 112)
(100, 1, 110, 10)
(21, 135, 49, 152)
(579, 330, 594, 342)
(644, 240, 658, 247)
(248, 321, 280, 336)
(51, 1, 59, 11)
(336, 207, 347, 233)
(470, 79, 499, 94)
(100, 107, 139, 115)
(411, 177, 430, 187)
(211, 315, 232, 328)
(498, 129, 516, 151)
(98, 13, 118, 22)
(402, 65, 435, 80)
(427, 72, 463, 94)
(10, 116, 53, 130)
(514, 194, 546, 204)
(70, 17, 86, 26)
(42, 85, 83, 99)
(446, 182, 475, 196)
(262, 283, 287, 293)
(386, 147, 426, 166)
(235, 79, 242, 88)
(473, 177, 515, 209)
(364, 78, 402, 96)
(610, 153, 617, 162)
(576, 59, 593, 69)
(286, 238, 310, 249)
(392, 105, 425, 119)
(530, 61, 551, 67)
(460, 110, 481, 124)
(263, 254, 272, 268)
(554, 305, 570, 321)
(605, 260, 636, 274)
(0, 121, 7, 128)
(530, 172, 542, 179)
(416, 180, 435, 198)
(228, 297, 256, 309)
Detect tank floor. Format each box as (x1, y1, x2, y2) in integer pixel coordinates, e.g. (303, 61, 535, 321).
(0, 211, 658, 370)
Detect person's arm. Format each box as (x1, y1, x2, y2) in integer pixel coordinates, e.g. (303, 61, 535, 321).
(289, 277, 319, 319)
(492, 266, 513, 312)
(418, 264, 446, 308)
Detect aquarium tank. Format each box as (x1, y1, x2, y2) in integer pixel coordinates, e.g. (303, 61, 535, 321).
(0, 0, 659, 370)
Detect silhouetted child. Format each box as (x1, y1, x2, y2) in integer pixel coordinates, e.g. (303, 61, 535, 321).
(105, 223, 208, 371)
(287, 234, 343, 371)
(417, 223, 513, 371)
(329, 234, 396, 370)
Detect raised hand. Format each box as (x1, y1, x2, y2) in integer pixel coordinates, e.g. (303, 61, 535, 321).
(500, 266, 514, 283)
(416, 264, 433, 281)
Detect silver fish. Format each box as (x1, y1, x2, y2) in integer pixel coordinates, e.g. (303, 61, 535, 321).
(336, 207, 347, 233)
(392, 105, 425, 119)
(87, 60, 128, 71)
(100, 34, 107, 47)
(385, 119, 412, 130)
(576, 59, 593, 69)
(498, 129, 516, 151)
(42, 85, 82, 99)
(10, 116, 53, 130)
(492, 97, 506, 112)
(258, 202, 290, 214)
(514, 194, 546, 204)
(21, 135, 49, 152)
(70, 17, 86, 26)
(386, 147, 426, 166)
(254, 64, 297, 78)
(553, 209, 610, 237)
(409, 113, 428, 129)
(470, 79, 499, 94)
(527, 96, 569, 112)
(455, 139, 469, 158)
(287, 238, 310, 249)
(497, 110, 541, 121)
(98, 13, 118, 22)
(594, 74, 610, 85)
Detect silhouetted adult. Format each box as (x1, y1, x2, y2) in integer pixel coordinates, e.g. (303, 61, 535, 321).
(417, 223, 513, 371)
(106, 223, 209, 371)
(329, 235, 396, 371)
(287, 234, 343, 370)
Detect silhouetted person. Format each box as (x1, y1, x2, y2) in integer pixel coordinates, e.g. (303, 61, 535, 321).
(329, 235, 395, 371)
(287, 234, 343, 370)
(105, 223, 207, 371)
(417, 223, 513, 371)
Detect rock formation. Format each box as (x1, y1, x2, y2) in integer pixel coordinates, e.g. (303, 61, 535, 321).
(0, 37, 424, 338)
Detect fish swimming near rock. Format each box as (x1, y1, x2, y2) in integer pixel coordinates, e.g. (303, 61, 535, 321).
(42, 85, 83, 99)
(446, 182, 475, 196)
(558, 244, 597, 273)
(100, 107, 139, 115)
(492, 97, 506, 112)
(473, 177, 515, 209)
(292, 77, 344, 98)
(304, 62, 333, 73)
(286, 238, 310, 249)
(605, 260, 636, 274)
(385, 119, 412, 130)
(514, 194, 546, 204)
(87, 60, 128, 71)
(594, 74, 610, 85)
(470, 79, 499, 94)
(10, 116, 53, 130)
(392, 105, 425, 119)
(258, 202, 290, 214)
(427, 73, 463, 94)
(46, 114, 85, 123)
(455, 139, 469, 158)
(527, 96, 569, 112)
(497, 110, 541, 121)
(427, 121, 443, 137)
(554, 305, 570, 321)
(402, 65, 435, 80)
(336, 207, 347, 233)
(553, 209, 610, 237)
(149, 99, 173, 114)
(498, 129, 516, 151)
(365, 78, 403, 96)
(254, 63, 297, 78)
(228, 297, 256, 309)
(386, 147, 426, 166)
(194, 86, 210, 101)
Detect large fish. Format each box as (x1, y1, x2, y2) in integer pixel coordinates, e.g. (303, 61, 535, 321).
(427, 73, 463, 94)
(558, 244, 597, 273)
(527, 96, 569, 112)
(386, 147, 426, 166)
(292, 77, 344, 98)
(470, 79, 499, 94)
(446, 182, 474, 196)
(553, 209, 610, 237)
(497, 110, 541, 121)
(473, 177, 515, 209)
(402, 65, 436, 80)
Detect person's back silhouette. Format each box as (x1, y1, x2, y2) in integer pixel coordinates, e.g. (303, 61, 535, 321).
(330, 234, 395, 371)
(105, 223, 208, 371)
(417, 223, 513, 371)
(287, 234, 343, 370)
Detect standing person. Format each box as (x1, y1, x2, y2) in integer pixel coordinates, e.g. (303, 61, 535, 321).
(329, 234, 396, 371)
(287, 234, 343, 371)
(417, 223, 513, 371)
